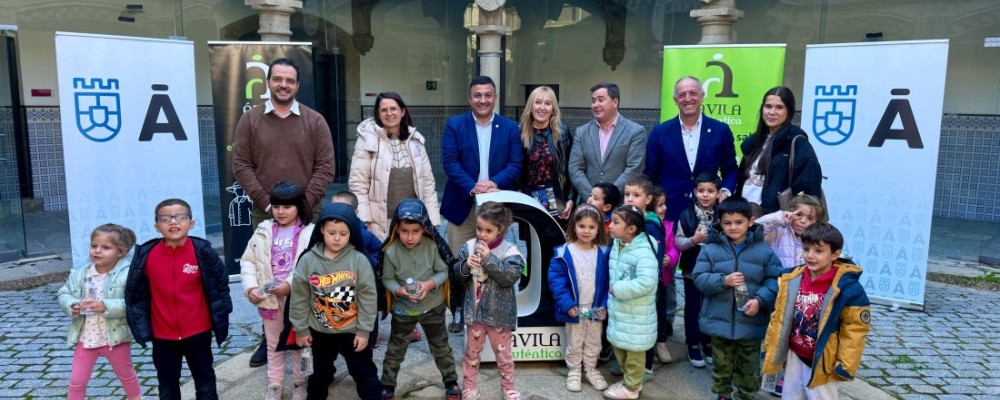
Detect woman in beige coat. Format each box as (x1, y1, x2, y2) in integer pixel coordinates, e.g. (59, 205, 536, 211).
(349, 92, 441, 241)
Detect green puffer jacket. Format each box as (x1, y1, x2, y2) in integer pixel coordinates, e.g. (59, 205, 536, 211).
(57, 256, 134, 347)
(606, 232, 659, 352)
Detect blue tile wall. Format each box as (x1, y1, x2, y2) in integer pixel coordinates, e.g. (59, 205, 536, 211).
(22, 107, 1000, 222)
(26, 106, 219, 211)
(26, 108, 66, 211)
(936, 115, 1000, 222)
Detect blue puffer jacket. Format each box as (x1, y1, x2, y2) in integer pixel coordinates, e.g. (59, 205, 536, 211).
(692, 224, 782, 340)
(606, 233, 658, 352)
(548, 244, 610, 324)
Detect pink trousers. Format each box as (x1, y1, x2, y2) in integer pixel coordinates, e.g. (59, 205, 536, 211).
(462, 322, 516, 392)
(263, 294, 304, 386)
(68, 341, 141, 400)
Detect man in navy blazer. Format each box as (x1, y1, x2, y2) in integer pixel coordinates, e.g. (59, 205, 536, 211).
(441, 75, 522, 250)
(441, 76, 521, 332)
(646, 76, 738, 222)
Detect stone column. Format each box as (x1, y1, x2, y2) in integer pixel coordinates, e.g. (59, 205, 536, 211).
(469, 0, 508, 114)
(690, 0, 744, 45)
(246, 0, 302, 42)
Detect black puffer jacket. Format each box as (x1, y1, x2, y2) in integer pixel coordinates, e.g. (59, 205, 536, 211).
(125, 237, 232, 347)
(736, 124, 823, 214)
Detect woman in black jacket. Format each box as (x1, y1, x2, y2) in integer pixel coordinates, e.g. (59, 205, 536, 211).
(517, 85, 575, 220)
(735, 87, 823, 215)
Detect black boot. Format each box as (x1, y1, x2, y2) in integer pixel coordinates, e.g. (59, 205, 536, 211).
(249, 336, 267, 367)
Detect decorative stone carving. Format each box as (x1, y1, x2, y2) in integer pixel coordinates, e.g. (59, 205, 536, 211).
(690, 0, 744, 45)
(351, 0, 380, 56)
(246, 0, 302, 42)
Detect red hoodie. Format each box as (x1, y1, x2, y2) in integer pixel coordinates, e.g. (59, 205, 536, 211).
(144, 238, 212, 340)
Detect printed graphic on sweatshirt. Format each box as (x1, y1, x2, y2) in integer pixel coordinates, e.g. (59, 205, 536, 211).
(182, 263, 199, 275)
(791, 291, 824, 351)
(309, 272, 358, 329)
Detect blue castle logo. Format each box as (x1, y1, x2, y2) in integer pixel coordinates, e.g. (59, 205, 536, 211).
(73, 78, 122, 142)
(812, 85, 857, 146)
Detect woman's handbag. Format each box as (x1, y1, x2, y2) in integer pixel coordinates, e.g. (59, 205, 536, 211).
(778, 135, 828, 212)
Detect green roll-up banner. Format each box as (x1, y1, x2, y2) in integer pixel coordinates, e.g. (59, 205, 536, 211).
(661, 44, 786, 158)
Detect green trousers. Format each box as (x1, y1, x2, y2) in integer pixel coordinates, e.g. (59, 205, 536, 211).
(710, 336, 761, 400)
(612, 347, 647, 392)
(380, 304, 458, 389)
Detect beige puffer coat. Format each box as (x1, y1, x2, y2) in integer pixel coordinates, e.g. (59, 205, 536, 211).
(240, 219, 315, 310)
(349, 118, 440, 240)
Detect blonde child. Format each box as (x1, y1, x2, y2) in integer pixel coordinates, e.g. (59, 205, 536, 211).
(548, 204, 610, 392)
(604, 205, 658, 400)
(290, 203, 382, 399)
(758, 193, 827, 270)
(58, 224, 141, 400)
(453, 201, 525, 400)
(240, 181, 315, 400)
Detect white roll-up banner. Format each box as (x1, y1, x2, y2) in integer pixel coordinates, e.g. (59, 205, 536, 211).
(803, 40, 949, 310)
(56, 32, 205, 267)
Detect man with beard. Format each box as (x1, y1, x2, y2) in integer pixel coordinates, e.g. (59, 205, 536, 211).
(233, 57, 336, 368)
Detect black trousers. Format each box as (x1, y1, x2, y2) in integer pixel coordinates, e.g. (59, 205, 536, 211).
(683, 277, 711, 347)
(307, 329, 382, 400)
(152, 330, 217, 400)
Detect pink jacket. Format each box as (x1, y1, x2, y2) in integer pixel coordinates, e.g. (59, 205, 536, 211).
(661, 220, 680, 286)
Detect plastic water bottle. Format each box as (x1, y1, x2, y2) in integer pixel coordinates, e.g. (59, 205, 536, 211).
(81, 276, 99, 316)
(300, 347, 313, 376)
(405, 278, 420, 296)
(735, 283, 750, 312)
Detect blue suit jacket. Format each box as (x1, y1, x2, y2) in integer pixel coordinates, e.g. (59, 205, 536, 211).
(441, 112, 522, 225)
(645, 115, 738, 222)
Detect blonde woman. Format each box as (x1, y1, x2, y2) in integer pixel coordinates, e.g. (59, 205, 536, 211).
(349, 92, 440, 241)
(518, 86, 575, 220)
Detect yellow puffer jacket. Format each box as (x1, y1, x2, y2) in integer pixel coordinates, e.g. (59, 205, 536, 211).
(762, 260, 871, 389)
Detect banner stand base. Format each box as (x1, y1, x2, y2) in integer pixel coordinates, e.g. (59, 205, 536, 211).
(869, 295, 924, 312)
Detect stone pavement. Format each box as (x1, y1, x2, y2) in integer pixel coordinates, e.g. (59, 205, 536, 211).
(0, 282, 259, 399)
(857, 281, 1000, 399)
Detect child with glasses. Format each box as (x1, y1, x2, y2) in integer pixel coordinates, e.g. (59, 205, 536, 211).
(603, 205, 659, 400)
(124, 198, 232, 400)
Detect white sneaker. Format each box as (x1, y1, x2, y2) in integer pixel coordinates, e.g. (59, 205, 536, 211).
(566, 368, 582, 392)
(585, 369, 609, 390)
(655, 342, 673, 364)
(264, 383, 282, 400)
(292, 382, 307, 400)
(602, 381, 640, 399)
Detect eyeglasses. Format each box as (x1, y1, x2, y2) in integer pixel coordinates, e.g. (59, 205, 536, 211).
(156, 214, 191, 224)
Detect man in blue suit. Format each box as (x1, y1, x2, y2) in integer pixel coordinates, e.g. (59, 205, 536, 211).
(441, 76, 522, 330)
(645, 76, 738, 222)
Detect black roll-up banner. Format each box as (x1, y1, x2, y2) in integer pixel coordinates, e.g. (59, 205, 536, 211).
(208, 42, 313, 275)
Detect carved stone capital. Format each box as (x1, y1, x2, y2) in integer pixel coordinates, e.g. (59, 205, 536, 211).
(690, 0, 744, 44)
(246, 0, 302, 41)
